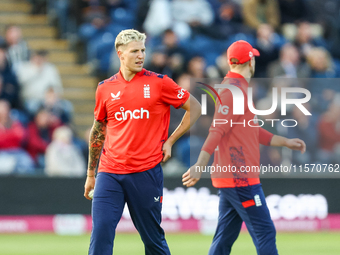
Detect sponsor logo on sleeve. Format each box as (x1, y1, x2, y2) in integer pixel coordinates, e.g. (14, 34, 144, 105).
(177, 88, 185, 99)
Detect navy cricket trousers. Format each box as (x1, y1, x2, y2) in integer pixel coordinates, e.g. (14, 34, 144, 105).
(209, 184, 278, 255)
(88, 164, 170, 255)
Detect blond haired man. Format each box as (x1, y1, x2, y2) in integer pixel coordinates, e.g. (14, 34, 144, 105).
(84, 29, 201, 255)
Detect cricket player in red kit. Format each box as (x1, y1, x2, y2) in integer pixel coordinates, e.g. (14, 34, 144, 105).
(84, 29, 201, 255)
(182, 40, 306, 255)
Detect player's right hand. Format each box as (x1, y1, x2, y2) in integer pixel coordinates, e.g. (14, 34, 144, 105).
(182, 165, 202, 187)
(84, 176, 96, 200)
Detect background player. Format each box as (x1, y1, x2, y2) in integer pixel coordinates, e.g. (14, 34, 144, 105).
(182, 40, 306, 255)
(84, 29, 201, 255)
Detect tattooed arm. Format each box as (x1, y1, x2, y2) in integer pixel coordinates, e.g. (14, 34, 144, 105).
(84, 119, 107, 200)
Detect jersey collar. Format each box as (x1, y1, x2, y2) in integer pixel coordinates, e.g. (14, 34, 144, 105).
(117, 68, 146, 83)
(224, 71, 249, 89)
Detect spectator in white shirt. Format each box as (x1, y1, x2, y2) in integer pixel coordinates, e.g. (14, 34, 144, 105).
(16, 50, 63, 113)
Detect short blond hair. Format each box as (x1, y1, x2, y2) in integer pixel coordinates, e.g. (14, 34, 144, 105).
(115, 29, 146, 51)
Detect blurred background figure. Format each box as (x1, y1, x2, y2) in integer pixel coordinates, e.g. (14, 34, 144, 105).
(287, 103, 318, 165)
(187, 56, 207, 79)
(4, 25, 30, 72)
(268, 43, 310, 78)
(242, 0, 280, 31)
(16, 50, 63, 114)
(317, 95, 340, 164)
(0, 99, 34, 175)
(307, 47, 337, 78)
(29, 0, 47, 15)
(253, 23, 281, 77)
(24, 107, 61, 171)
(171, 0, 215, 39)
(0, 45, 21, 109)
(145, 46, 169, 75)
(294, 21, 327, 61)
(45, 125, 86, 177)
(278, 0, 309, 25)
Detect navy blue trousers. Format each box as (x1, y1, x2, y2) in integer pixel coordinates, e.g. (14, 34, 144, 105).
(209, 184, 278, 255)
(89, 164, 170, 255)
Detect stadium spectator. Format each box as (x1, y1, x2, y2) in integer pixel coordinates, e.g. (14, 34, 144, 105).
(317, 95, 340, 163)
(268, 43, 310, 78)
(28, 87, 73, 124)
(305, 48, 340, 113)
(287, 103, 318, 165)
(0, 45, 21, 109)
(24, 107, 61, 169)
(161, 29, 187, 79)
(47, 0, 74, 39)
(162, 29, 184, 56)
(212, 50, 230, 78)
(278, 0, 309, 24)
(29, 0, 47, 15)
(0, 100, 25, 150)
(145, 47, 170, 76)
(242, 0, 280, 30)
(307, 47, 338, 78)
(45, 126, 86, 177)
(16, 50, 63, 113)
(144, 0, 214, 39)
(254, 24, 281, 77)
(172, 0, 215, 39)
(4, 25, 30, 72)
(143, 0, 172, 37)
(256, 95, 283, 168)
(78, 12, 110, 60)
(187, 56, 207, 78)
(196, 1, 249, 40)
(0, 100, 34, 175)
(293, 21, 328, 61)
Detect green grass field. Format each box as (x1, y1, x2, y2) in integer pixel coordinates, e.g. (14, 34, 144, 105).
(0, 232, 339, 255)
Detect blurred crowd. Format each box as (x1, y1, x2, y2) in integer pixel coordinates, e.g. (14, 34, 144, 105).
(0, 24, 87, 176)
(1, 0, 340, 177)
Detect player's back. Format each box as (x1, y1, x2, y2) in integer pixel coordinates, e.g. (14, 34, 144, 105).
(210, 72, 261, 188)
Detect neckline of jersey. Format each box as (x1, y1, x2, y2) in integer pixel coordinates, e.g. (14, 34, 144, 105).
(225, 71, 249, 88)
(117, 68, 145, 83)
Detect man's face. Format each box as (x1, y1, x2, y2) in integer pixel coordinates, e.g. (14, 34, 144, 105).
(119, 41, 145, 73)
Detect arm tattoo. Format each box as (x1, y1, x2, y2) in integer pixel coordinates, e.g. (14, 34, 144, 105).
(88, 120, 107, 171)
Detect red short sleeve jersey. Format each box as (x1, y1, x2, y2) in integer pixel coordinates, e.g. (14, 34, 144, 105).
(202, 72, 264, 188)
(94, 69, 189, 174)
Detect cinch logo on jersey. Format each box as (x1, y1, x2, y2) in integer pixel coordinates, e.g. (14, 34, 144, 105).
(144, 85, 150, 98)
(114, 107, 150, 121)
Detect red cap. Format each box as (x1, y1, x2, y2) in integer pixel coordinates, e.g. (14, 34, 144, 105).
(227, 40, 260, 65)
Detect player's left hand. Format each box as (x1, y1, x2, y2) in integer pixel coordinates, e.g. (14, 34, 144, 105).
(285, 138, 306, 154)
(162, 140, 172, 163)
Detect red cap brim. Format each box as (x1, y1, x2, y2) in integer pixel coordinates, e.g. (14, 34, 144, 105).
(253, 48, 260, 56)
